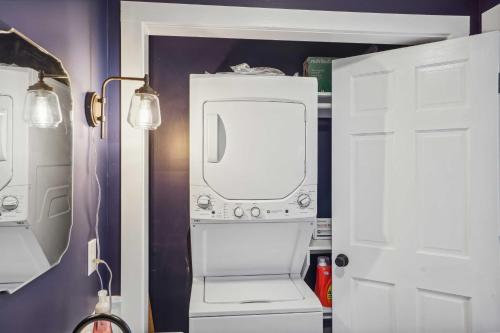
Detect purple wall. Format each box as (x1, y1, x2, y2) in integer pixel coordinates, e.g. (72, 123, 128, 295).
(127, 0, 472, 14)
(0, 0, 115, 331)
(103, 0, 122, 294)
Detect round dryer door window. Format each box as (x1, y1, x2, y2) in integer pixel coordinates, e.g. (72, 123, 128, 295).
(203, 100, 306, 200)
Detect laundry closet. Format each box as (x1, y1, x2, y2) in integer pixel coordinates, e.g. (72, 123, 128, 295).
(148, 37, 398, 332)
(142, 10, 500, 333)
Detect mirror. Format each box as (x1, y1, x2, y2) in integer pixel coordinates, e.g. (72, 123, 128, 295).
(0, 26, 72, 293)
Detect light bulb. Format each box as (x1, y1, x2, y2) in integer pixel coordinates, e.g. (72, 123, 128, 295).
(136, 97, 153, 124)
(127, 92, 161, 130)
(24, 81, 62, 128)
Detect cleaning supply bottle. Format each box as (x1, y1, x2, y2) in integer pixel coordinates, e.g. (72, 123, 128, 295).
(314, 256, 332, 308)
(93, 290, 113, 333)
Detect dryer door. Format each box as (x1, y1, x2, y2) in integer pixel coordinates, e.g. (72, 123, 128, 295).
(203, 100, 306, 200)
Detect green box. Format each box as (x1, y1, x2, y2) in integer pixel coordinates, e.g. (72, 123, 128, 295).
(303, 57, 335, 92)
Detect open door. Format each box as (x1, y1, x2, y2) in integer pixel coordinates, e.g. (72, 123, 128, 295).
(332, 32, 500, 332)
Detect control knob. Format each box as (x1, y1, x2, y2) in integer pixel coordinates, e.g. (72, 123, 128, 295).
(297, 194, 311, 208)
(2, 196, 19, 211)
(233, 207, 244, 218)
(197, 195, 211, 209)
(335, 254, 349, 267)
(250, 207, 261, 217)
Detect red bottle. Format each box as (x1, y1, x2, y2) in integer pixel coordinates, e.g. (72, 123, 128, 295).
(315, 256, 332, 308)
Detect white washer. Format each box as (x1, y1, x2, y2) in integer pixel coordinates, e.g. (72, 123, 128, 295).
(189, 75, 322, 333)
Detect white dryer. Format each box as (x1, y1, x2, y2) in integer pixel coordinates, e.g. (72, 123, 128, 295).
(189, 75, 322, 333)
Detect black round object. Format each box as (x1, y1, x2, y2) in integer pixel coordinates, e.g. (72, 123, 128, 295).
(335, 254, 349, 267)
(72, 313, 131, 333)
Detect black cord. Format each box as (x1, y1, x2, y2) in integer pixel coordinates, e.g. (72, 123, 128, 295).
(72, 313, 131, 333)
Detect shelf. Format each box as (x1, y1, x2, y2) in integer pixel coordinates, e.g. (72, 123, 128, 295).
(318, 103, 332, 119)
(323, 307, 332, 320)
(309, 239, 332, 253)
(318, 92, 332, 118)
(318, 109, 331, 119)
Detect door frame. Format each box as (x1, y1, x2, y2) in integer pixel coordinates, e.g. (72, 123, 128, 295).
(120, 1, 469, 330)
(482, 4, 500, 32)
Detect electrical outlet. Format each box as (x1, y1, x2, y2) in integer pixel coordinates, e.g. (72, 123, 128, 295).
(88, 238, 97, 276)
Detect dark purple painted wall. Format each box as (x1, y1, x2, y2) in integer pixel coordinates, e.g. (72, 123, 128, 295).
(128, 0, 473, 14)
(0, 0, 116, 332)
(148, 36, 398, 332)
(104, 0, 122, 294)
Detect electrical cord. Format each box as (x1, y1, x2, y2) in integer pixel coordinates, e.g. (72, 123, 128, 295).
(94, 131, 104, 290)
(95, 258, 113, 313)
(92, 129, 113, 313)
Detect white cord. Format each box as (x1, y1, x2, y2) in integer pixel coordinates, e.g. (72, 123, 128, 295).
(92, 129, 113, 313)
(93, 131, 104, 291)
(95, 258, 113, 313)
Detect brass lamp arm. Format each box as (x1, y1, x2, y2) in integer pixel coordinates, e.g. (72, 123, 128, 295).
(27, 71, 68, 92)
(85, 74, 149, 139)
(40, 72, 68, 80)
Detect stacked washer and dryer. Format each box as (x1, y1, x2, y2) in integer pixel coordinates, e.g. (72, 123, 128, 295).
(189, 74, 323, 333)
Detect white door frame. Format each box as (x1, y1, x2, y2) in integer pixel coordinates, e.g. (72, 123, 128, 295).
(482, 4, 500, 32)
(120, 1, 469, 331)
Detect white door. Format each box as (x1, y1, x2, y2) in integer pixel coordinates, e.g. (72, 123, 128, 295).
(203, 100, 306, 200)
(332, 32, 500, 333)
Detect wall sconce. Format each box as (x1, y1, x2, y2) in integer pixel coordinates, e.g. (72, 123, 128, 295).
(85, 74, 161, 138)
(24, 71, 67, 128)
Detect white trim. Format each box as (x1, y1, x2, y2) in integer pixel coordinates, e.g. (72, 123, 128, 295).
(482, 4, 500, 33)
(120, 2, 469, 331)
(122, 2, 469, 45)
(120, 16, 150, 333)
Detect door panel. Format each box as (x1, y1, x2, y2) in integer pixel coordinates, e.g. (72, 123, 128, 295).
(416, 129, 468, 257)
(351, 132, 394, 248)
(332, 32, 500, 332)
(351, 278, 396, 333)
(203, 100, 306, 200)
(417, 289, 471, 333)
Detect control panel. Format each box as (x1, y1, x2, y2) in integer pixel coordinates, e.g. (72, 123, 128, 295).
(190, 184, 316, 221)
(0, 185, 28, 224)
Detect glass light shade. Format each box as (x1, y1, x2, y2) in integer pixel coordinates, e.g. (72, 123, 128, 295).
(127, 93, 161, 130)
(24, 89, 62, 128)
